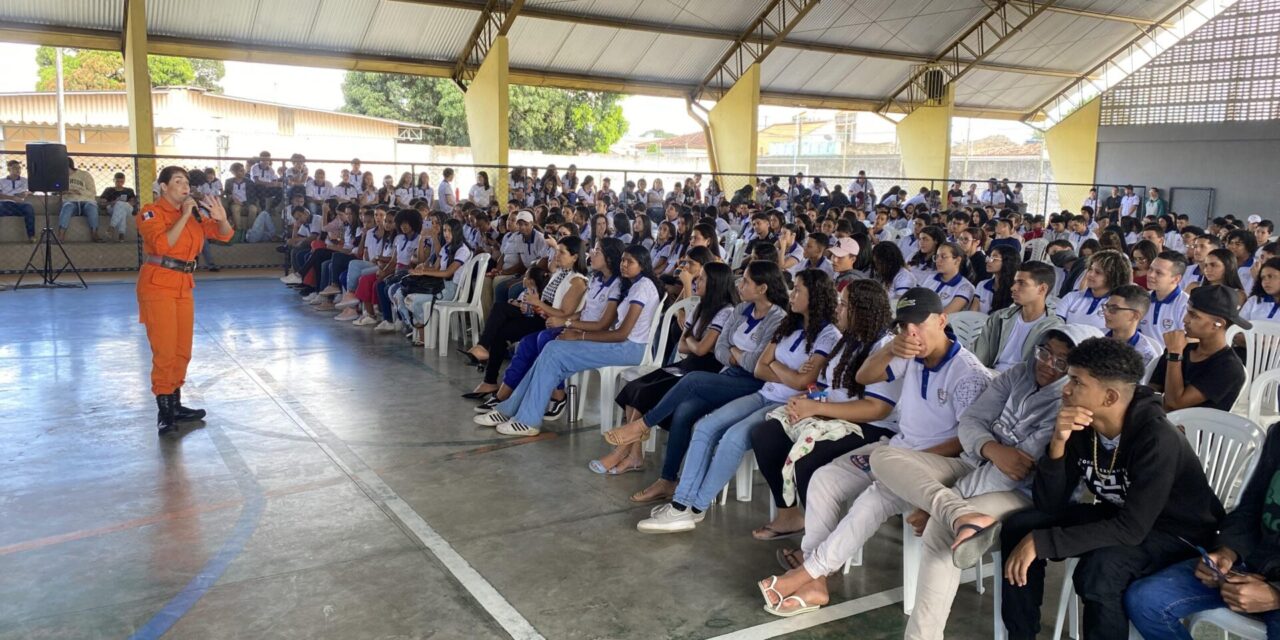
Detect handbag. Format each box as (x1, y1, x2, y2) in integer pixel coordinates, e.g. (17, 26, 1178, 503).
(400, 274, 445, 296)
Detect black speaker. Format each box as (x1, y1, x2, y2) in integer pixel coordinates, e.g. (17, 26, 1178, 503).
(923, 68, 946, 101)
(26, 143, 69, 193)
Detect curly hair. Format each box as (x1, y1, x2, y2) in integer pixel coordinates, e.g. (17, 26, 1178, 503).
(773, 269, 838, 352)
(1086, 249, 1133, 293)
(831, 280, 893, 398)
(1066, 337, 1144, 385)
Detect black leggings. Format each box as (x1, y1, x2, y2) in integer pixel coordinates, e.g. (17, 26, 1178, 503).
(478, 302, 546, 384)
(750, 418, 895, 508)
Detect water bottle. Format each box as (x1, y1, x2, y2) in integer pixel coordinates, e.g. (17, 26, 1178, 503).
(566, 384, 579, 424)
(806, 383, 828, 402)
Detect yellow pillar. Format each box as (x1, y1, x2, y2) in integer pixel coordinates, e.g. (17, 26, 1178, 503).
(896, 85, 954, 195)
(1045, 98, 1100, 214)
(707, 63, 760, 196)
(464, 35, 510, 206)
(123, 0, 155, 204)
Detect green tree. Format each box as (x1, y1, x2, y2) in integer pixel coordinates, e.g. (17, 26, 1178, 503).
(341, 72, 628, 153)
(34, 47, 224, 91)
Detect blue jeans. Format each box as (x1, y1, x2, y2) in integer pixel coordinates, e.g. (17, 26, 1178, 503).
(0, 201, 36, 237)
(58, 200, 98, 230)
(640, 368, 762, 481)
(672, 393, 778, 511)
(345, 260, 377, 291)
(497, 339, 646, 426)
(503, 328, 563, 390)
(1126, 559, 1280, 639)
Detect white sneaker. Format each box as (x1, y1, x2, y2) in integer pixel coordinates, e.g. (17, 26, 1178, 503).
(496, 420, 540, 437)
(318, 285, 341, 295)
(637, 503, 699, 533)
(303, 293, 319, 303)
(648, 503, 706, 523)
(375, 320, 397, 333)
(334, 308, 359, 321)
(281, 273, 302, 284)
(353, 314, 378, 326)
(474, 411, 510, 427)
(309, 294, 327, 305)
(335, 296, 360, 309)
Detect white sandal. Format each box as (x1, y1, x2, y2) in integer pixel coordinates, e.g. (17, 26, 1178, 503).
(758, 576, 784, 609)
(765, 594, 821, 618)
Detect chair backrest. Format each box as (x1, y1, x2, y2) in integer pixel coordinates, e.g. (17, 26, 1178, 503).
(1247, 368, 1280, 428)
(1244, 320, 1280, 385)
(635, 294, 671, 367)
(729, 238, 748, 270)
(1025, 237, 1048, 263)
(1141, 351, 1160, 385)
(1167, 407, 1266, 509)
(458, 253, 490, 307)
(659, 296, 700, 365)
(946, 311, 988, 352)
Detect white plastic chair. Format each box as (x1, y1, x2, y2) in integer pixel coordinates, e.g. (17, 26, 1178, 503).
(947, 311, 988, 352)
(1025, 237, 1048, 263)
(613, 296, 698, 451)
(1186, 608, 1268, 639)
(729, 238, 748, 270)
(1233, 320, 1280, 415)
(573, 294, 670, 433)
(1041, 409, 1264, 640)
(424, 253, 490, 357)
(1248, 368, 1280, 428)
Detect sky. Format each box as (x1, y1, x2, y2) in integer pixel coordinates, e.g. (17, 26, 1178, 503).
(0, 42, 1033, 143)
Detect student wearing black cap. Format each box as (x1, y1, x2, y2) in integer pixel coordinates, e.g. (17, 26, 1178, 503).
(1148, 284, 1249, 412)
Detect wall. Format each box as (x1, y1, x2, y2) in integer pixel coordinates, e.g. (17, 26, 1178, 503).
(1095, 121, 1280, 222)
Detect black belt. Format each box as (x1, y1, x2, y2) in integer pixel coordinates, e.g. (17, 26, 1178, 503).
(145, 254, 197, 273)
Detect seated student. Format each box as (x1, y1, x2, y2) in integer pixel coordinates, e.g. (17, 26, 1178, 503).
(0, 159, 36, 243)
(869, 241, 916, 303)
(476, 244, 662, 437)
(1103, 284, 1163, 373)
(749, 280, 899, 541)
(1126, 421, 1280, 639)
(636, 270, 842, 533)
(593, 262, 737, 476)
(827, 236, 862, 291)
(871, 324, 1101, 640)
(989, 217, 1023, 255)
(1187, 247, 1248, 306)
(1056, 249, 1131, 330)
(971, 244, 1021, 313)
(926, 241, 975, 314)
(95, 171, 137, 242)
(907, 225, 946, 284)
(603, 260, 789, 504)
(758, 288, 993, 617)
(997, 338, 1225, 640)
(370, 210, 425, 333)
(778, 223, 806, 271)
(1241, 256, 1280, 322)
(1046, 240, 1084, 297)
(788, 231, 835, 279)
(1139, 251, 1191, 353)
(1149, 285, 1249, 412)
(279, 205, 317, 284)
(972, 261, 1063, 371)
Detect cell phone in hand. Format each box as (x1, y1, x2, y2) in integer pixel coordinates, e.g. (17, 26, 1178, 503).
(1180, 537, 1226, 581)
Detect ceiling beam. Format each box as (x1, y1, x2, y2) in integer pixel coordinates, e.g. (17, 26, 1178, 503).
(389, 0, 1086, 79)
(0, 20, 1038, 121)
(1008, 1, 1174, 27)
(691, 0, 822, 103)
(451, 0, 523, 90)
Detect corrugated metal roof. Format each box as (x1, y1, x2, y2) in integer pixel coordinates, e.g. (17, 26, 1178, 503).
(3, 0, 119, 31)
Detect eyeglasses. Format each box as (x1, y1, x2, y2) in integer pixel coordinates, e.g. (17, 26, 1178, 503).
(1035, 345, 1069, 372)
(1102, 304, 1138, 315)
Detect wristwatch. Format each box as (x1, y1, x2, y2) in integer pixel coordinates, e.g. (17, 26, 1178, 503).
(1166, 352, 1183, 362)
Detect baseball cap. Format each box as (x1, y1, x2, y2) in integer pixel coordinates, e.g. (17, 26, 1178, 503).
(1248, 215, 1263, 224)
(894, 288, 944, 325)
(514, 210, 534, 224)
(829, 237, 860, 258)
(1189, 284, 1253, 330)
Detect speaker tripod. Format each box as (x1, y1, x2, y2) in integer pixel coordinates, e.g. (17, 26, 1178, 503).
(16, 192, 87, 289)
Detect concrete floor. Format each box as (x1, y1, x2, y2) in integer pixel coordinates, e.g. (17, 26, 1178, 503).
(0, 278, 1072, 639)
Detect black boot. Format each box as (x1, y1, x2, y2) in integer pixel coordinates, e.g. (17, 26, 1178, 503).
(173, 388, 207, 422)
(156, 394, 178, 435)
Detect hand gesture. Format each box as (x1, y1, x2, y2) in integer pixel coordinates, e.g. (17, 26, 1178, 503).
(1163, 329, 1188, 355)
(201, 195, 228, 222)
(983, 442, 1036, 481)
(1053, 406, 1093, 444)
(890, 329, 926, 360)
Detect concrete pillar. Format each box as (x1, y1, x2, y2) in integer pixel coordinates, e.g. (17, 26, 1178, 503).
(123, 0, 156, 204)
(896, 85, 954, 195)
(707, 63, 760, 196)
(463, 35, 510, 206)
(1044, 98, 1100, 214)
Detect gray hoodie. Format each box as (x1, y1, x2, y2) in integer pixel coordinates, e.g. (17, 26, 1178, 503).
(954, 323, 1104, 498)
(713, 302, 787, 375)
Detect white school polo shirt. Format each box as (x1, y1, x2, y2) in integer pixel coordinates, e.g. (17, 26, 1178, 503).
(393, 187, 414, 208)
(929, 272, 976, 308)
(1108, 330, 1162, 372)
(363, 229, 384, 259)
(0, 176, 28, 196)
(581, 274, 623, 323)
(759, 324, 842, 402)
(437, 243, 473, 287)
(333, 183, 358, 201)
(789, 257, 836, 279)
(729, 303, 773, 353)
(784, 242, 805, 266)
(394, 233, 418, 267)
(686, 305, 735, 338)
(413, 185, 435, 206)
(974, 279, 997, 313)
(1239, 257, 1257, 294)
(1241, 295, 1280, 321)
(307, 180, 333, 201)
(1139, 287, 1189, 351)
(1057, 289, 1109, 330)
(615, 278, 662, 343)
(823, 334, 902, 433)
(890, 270, 918, 300)
(885, 340, 992, 450)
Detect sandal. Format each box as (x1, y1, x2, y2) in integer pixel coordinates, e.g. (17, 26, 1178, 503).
(951, 521, 1001, 570)
(604, 424, 651, 446)
(588, 459, 612, 475)
(629, 484, 673, 504)
(607, 459, 644, 476)
(752, 524, 805, 541)
(758, 576, 784, 608)
(766, 595, 821, 618)
(775, 548, 804, 572)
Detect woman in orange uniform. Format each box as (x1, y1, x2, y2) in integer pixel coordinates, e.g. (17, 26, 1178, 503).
(137, 166, 234, 435)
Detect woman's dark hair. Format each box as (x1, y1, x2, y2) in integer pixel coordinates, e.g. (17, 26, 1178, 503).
(752, 242, 780, 265)
(685, 245, 714, 266)
(612, 212, 631, 240)
(782, 223, 807, 251)
(1207, 247, 1246, 291)
(1131, 239, 1158, 269)
(692, 222, 721, 257)
(910, 225, 947, 269)
(620, 244, 660, 298)
(476, 170, 490, 188)
(987, 244, 1021, 312)
(557, 235, 589, 275)
(524, 265, 551, 294)
(440, 218, 468, 262)
(936, 241, 967, 275)
(631, 215, 653, 246)
(393, 208, 423, 235)
(1100, 227, 1126, 254)
(870, 241, 907, 290)
(590, 213, 609, 244)
(1078, 238, 1102, 259)
(745, 260, 790, 310)
(831, 279, 893, 397)
(690, 262, 736, 339)
(597, 237, 625, 281)
(657, 221, 678, 248)
(773, 269, 838, 351)
(1251, 257, 1280, 298)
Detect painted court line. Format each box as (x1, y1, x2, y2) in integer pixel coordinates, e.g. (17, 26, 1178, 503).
(205, 331, 545, 640)
(705, 587, 904, 640)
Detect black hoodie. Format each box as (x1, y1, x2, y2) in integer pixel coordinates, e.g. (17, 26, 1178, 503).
(1031, 386, 1225, 558)
(1217, 423, 1280, 583)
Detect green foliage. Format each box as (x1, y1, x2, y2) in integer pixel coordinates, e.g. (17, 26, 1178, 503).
(34, 47, 224, 91)
(641, 129, 677, 139)
(341, 72, 628, 153)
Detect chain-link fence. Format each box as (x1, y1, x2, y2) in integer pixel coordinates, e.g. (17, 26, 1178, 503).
(0, 149, 1129, 275)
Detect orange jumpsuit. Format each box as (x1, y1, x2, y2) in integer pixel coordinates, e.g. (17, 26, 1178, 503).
(136, 198, 234, 396)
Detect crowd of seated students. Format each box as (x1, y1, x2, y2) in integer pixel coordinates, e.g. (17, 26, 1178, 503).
(270, 166, 1280, 636)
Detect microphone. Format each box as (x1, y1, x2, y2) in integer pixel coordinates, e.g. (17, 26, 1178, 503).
(184, 196, 209, 222)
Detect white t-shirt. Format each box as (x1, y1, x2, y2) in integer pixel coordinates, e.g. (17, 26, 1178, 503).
(394, 234, 419, 267)
(0, 176, 29, 196)
(225, 178, 249, 203)
(759, 324, 842, 402)
(501, 230, 544, 270)
(784, 242, 805, 266)
(615, 278, 662, 343)
(436, 180, 455, 213)
(994, 313, 1039, 372)
(469, 184, 492, 207)
(980, 190, 1006, 206)
(928, 272, 976, 309)
(686, 305, 735, 340)
(581, 274, 623, 323)
(885, 341, 993, 450)
(822, 334, 902, 432)
(789, 257, 836, 279)
(1241, 295, 1280, 322)
(1120, 194, 1141, 217)
(1139, 287, 1189, 351)
(1057, 289, 1109, 329)
(393, 187, 414, 208)
(437, 243, 473, 287)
